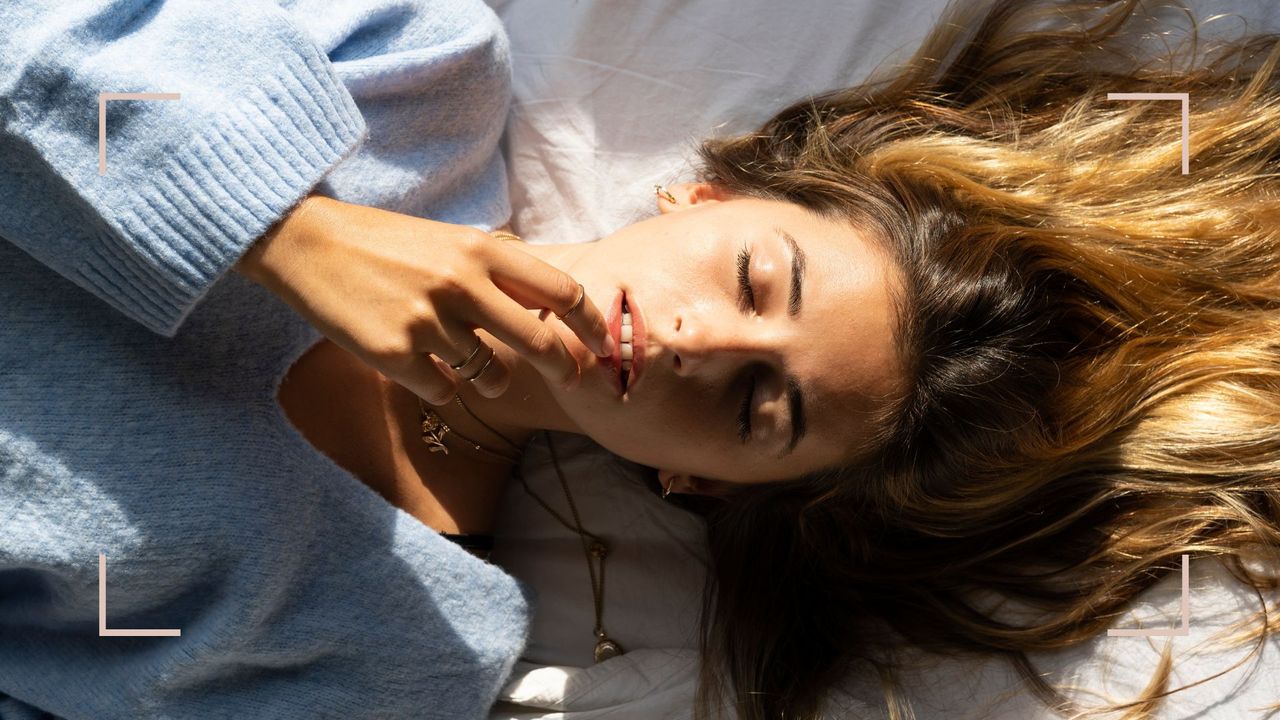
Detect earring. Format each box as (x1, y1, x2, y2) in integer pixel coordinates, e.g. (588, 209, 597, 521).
(654, 185, 678, 204)
(662, 476, 675, 499)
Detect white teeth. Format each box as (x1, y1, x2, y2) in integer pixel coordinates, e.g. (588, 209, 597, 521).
(619, 307, 635, 370)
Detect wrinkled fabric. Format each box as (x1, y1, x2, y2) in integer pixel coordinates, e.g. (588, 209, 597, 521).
(0, 1, 530, 718)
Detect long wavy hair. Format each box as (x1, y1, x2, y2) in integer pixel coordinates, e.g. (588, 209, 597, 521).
(649, 0, 1280, 718)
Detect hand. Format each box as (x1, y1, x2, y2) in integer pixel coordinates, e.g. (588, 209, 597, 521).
(234, 195, 613, 404)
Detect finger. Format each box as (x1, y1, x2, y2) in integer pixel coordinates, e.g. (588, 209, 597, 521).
(484, 242, 613, 358)
(416, 318, 512, 399)
(464, 285, 582, 391)
(454, 341, 512, 399)
(403, 353, 462, 407)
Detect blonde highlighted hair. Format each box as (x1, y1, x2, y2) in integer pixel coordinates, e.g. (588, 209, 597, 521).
(675, 0, 1280, 717)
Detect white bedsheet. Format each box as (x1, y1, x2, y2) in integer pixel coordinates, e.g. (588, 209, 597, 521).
(482, 1, 1280, 717)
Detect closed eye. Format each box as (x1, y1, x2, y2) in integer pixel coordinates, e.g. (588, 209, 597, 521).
(736, 244, 755, 313)
(735, 242, 756, 442)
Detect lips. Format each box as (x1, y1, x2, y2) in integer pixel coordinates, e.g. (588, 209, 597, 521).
(603, 289, 625, 396)
(625, 290, 646, 395)
(601, 287, 645, 398)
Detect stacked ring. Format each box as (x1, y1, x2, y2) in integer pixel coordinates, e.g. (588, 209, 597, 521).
(447, 335, 498, 382)
(449, 337, 485, 370)
(464, 344, 498, 382)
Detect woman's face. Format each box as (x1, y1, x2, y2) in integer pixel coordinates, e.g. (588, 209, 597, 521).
(547, 182, 904, 493)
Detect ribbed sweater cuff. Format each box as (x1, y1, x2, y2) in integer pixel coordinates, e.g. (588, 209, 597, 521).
(76, 47, 366, 338)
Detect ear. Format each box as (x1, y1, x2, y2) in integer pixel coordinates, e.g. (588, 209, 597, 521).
(657, 469, 737, 499)
(657, 182, 738, 214)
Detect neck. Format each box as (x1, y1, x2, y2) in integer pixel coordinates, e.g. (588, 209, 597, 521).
(393, 238, 593, 455)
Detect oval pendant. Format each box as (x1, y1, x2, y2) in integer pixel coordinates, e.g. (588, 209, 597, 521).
(593, 638, 624, 663)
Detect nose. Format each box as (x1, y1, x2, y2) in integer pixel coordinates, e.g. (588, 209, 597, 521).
(665, 310, 785, 376)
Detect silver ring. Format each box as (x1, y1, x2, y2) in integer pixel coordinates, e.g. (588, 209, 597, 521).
(449, 336, 485, 370)
(465, 345, 498, 382)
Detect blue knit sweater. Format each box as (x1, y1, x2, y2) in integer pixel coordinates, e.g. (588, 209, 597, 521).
(0, 1, 531, 718)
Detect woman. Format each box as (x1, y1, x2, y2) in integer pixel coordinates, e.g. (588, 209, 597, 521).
(263, 0, 1280, 718)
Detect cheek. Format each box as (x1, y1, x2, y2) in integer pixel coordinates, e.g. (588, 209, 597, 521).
(594, 404, 696, 460)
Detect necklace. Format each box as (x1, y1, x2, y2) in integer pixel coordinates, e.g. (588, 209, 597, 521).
(417, 394, 521, 464)
(417, 393, 625, 663)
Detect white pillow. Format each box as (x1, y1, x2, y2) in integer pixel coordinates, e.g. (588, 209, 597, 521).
(488, 0, 955, 245)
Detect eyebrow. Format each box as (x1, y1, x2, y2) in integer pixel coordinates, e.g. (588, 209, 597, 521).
(780, 227, 806, 318)
(775, 227, 808, 457)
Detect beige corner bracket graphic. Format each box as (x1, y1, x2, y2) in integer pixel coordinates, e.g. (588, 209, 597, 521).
(98, 553, 181, 637)
(98, 92, 181, 175)
(1107, 554, 1191, 637)
(1101, 92, 1192, 641)
(1106, 92, 1190, 174)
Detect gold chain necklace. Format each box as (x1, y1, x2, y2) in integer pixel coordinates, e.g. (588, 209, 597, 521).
(417, 393, 625, 663)
(417, 394, 521, 463)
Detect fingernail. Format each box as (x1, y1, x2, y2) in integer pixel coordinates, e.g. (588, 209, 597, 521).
(600, 334, 616, 358)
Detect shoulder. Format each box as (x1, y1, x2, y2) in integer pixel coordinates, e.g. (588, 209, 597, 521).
(296, 0, 511, 73)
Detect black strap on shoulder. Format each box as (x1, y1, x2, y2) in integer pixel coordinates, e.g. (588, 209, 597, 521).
(440, 532, 495, 559)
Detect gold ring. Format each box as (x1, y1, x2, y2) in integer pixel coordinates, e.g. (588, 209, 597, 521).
(449, 336, 485, 370)
(556, 283, 586, 321)
(465, 345, 498, 382)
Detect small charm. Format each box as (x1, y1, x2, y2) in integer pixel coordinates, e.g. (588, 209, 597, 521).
(420, 413, 451, 454)
(589, 542, 608, 559)
(593, 636, 624, 663)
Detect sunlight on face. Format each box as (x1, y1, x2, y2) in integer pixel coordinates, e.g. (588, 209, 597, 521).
(546, 184, 905, 489)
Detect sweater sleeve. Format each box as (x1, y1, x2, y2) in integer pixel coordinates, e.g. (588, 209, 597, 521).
(0, 1, 368, 338)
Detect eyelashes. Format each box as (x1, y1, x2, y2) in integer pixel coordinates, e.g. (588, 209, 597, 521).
(736, 244, 755, 313)
(736, 242, 755, 443)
